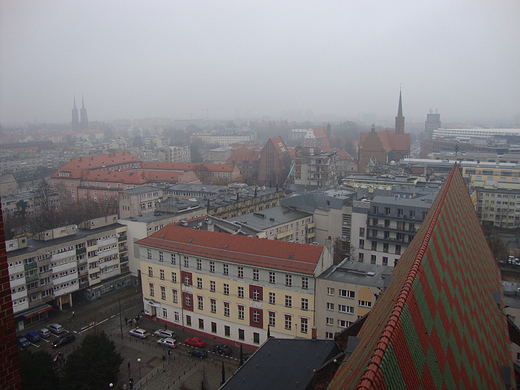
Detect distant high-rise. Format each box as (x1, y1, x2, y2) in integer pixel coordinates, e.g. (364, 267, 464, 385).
(80, 96, 88, 130)
(394, 89, 405, 134)
(71, 95, 79, 130)
(425, 109, 441, 140)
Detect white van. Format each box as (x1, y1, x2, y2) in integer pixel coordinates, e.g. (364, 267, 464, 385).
(48, 323, 65, 334)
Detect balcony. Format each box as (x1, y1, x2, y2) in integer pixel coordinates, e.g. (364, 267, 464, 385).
(76, 247, 86, 255)
(118, 235, 127, 242)
(24, 262, 37, 271)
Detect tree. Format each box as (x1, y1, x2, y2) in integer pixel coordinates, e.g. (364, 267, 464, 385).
(61, 331, 123, 390)
(333, 237, 353, 265)
(19, 349, 60, 390)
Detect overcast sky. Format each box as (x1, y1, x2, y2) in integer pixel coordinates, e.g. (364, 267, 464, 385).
(1, 0, 519, 125)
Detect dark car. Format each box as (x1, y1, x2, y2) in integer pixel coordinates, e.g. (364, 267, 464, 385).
(188, 348, 208, 359)
(209, 344, 232, 356)
(52, 333, 76, 348)
(17, 335, 30, 348)
(24, 332, 41, 343)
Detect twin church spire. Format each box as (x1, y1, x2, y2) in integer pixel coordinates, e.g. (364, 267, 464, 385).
(71, 95, 88, 130)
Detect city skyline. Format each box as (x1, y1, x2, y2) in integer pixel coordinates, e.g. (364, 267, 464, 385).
(1, 1, 519, 125)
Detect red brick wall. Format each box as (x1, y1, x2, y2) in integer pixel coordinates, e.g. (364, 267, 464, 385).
(0, 206, 22, 390)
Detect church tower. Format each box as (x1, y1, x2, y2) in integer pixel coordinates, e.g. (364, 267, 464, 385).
(395, 89, 405, 134)
(71, 95, 79, 130)
(80, 95, 89, 130)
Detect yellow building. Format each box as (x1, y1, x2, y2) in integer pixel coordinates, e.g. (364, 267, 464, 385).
(137, 224, 332, 348)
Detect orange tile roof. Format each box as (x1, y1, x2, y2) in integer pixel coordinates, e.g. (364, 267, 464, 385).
(54, 152, 140, 174)
(141, 162, 238, 173)
(359, 130, 409, 152)
(269, 137, 289, 155)
(226, 148, 259, 164)
(322, 148, 354, 160)
(82, 169, 149, 184)
(138, 225, 324, 274)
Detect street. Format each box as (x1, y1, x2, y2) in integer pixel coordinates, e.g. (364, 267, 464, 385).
(18, 287, 242, 390)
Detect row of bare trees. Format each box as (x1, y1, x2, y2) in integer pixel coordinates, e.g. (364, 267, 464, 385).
(3, 181, 119, 239)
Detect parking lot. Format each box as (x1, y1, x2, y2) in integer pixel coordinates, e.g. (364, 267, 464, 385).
(17, 287, 243, 390)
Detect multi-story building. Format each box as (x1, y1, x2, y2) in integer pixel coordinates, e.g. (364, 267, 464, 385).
(315, 260, 393, 339)
(190, 130, 256, 146)
(159, 145, 191, 163)
(137, 225, 333, 347)
(119, 186, 167, 219)
(205, 146, 233, 164)
(351, 186, 439, 266)
(228, 205, 314, 244)
(294, 146, 339, 188)
(7, 215, 130, 328)
(257, 137, 291, 186)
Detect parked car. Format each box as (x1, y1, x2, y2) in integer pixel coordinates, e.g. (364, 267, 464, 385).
(37, 328, 51, 338)
(154, 329, 176, 339)
(48, 323, 65, 334)
(157, 337, 176, 348)
(209, 344, 232, 356)
(17, 335, 30, 348)
(24, 332, 41, 343)
(129, 328, 148, 339)
(184, 337, 205, 348)
(188, 348, 208, 359)
(52, 333, 76, 348)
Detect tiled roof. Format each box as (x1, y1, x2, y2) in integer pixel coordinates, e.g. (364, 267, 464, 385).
(137, 225, 324, 274)
(322, 148, 354, 160)
(226, 148, 259, 164)
(140, 162, 238, 173)
(82, 169, 149, 184)
(53, 152, 140, 174)
(269, 137, 289, 155)
(328, 165, 514, 390)
(360, 130, 409, 153)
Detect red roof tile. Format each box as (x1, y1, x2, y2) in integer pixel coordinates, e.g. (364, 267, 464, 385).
(53, 152, 140, 175)
(137, 225, 324, 274)
(141, 162, 238, 173)
(226, 148, 259, 165)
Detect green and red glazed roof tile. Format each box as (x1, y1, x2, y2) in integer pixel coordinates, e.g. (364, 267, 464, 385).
(327, 165, 514, 390)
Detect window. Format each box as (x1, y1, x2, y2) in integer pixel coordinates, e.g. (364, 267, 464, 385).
(384, 207, 390, 215)
(161, 286, 166, 300)
(253, 332, 260, 344)
(148, 266, 153, 277)
(210, 261, 215, 273)
(198, 318, 204, 330)
(198, 296, 203, 310)
(338, 304, 354, 314)
(285, 295, 292, 308)
(197, 259, 202, 270)
(269, 292, 276, 304)
(160, 269, 165, 280)
(338, 319, 352, 328)
(327, 287, 335, 296)
(269, 311, 276, 326)
(371, 255, 376, 264)
(211, 322, 217, 333)
(183, 274, 191, 286)
(197, 277, 202, 289)
(327, 302, 334, 311)
(210, 280, 216, 292)
(358, 253, 364, 262)
(172, 289, 178, 303)
(237, 266, 244, 278)
(326, 317, 334, 326)
(301, 298, 308, 311)
(253, 289, 260, 301)
(301, 318, 308, 334)
(359, 227, 365, 237)
(239, 329, 244, 340)
(382, 256, 388, 266)
(171, 272, 177, 283)
(383, 243, 389, 253)
(339, 289, 355, 298)
(186, 315, 191, 326)
(159, 252, 164, 262)
(210, 299, 216, 313)
(238, 305, 244, 320)
(223, 283, 229, 295)
(149, 283, 154, 297)
(223, 264, 229, 275)
(253, 269, 259, 281)
(302, 277, 309, 290)
(285, 315, 292, 330)
(269, 272, 276, 284)
(359, 300, 372, 308)
(285, 274, 292, 287)
(359, 239, 364, 249)
(225, 326, 230, 337)
(325, 332, 334, 339)
(183, 256, 189, 268)
(174, 311, 180, 322)
(238, 286, 244, 298)
(185, 294, 191, 307)
(253, 310, 260, 323)
(171, 253, 176, 265)
(222, 302, 229, 317)
(147, 249, 152, 259)
(162, 308, 167, 318)
(395, 245, 402, 255)
(371, 241, 377, 251)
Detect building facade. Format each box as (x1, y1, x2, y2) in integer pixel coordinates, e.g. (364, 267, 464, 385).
(137, 225, 332, 348)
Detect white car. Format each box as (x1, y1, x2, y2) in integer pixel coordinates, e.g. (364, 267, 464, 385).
(157, 337, 176, 348)
(129, 328, 148, 339)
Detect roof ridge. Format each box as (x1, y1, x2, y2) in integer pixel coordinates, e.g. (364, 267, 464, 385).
(354, 164, 458, 390)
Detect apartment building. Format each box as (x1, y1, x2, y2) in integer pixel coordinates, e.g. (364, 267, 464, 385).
(315, 260, 393, 339)
(119, 186, 167, 219)
(137, 225, 332, 348)
(294, 146, 339, 188)
(351, 186, 439, 266)
(7, 215, 130, 328)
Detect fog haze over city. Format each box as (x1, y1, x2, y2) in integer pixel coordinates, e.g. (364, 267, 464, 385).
(1, 0, 519, 125)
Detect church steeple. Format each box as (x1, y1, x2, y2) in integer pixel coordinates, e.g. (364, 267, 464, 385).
(80, 94, 89, 130)
(395, 89, 405, 134)
(71, 94, 79, 130)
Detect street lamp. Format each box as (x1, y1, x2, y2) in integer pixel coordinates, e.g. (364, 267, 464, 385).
(137, 358, 142, 380)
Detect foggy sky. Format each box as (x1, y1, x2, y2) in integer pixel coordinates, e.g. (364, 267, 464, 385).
(1, 0, 519, 125)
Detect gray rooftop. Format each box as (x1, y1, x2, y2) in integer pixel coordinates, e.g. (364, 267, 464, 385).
(318, 260, 394, 288)
(229, 206, 312, 231)
(121, 185, 167, 195)
(282, 191, 354, 213)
